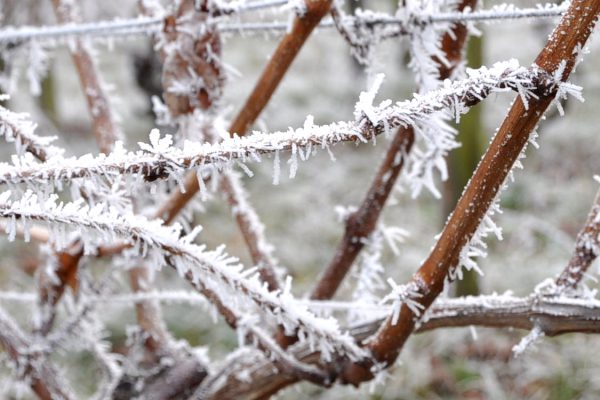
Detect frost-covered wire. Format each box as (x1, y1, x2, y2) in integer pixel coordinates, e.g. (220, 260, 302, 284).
(0, 60, 562, 188)
(0, 191, 367, 362)
(0, 3, 569, 45)
(0, 306, 76, 399)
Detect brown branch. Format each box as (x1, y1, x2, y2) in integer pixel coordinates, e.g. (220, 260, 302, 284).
(46, 3, 176, 389)
(310, 0, 476, 301)
(204, 293, 600, 399)
(219, 171, 281, 291)
(154, 0, 333, 226)
(51, 0, 118, 154)
(339, 0, 600, 385)
(0, 306, 74, 400)
(310, 127, 414, 300)
(556, 187, 600, 291)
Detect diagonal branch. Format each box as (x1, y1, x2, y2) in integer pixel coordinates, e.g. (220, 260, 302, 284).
(340, 0, 600, 386)
(0, 102, 63, 161)
(51, 0, 119, 154)
(0, 62, 556, 187)
(0, 192, 367, 363)
(0, 306, 75, 400)
(310, 0, 476, 301)
(154, 0, 333, 226)
(555, 186, 600, 291)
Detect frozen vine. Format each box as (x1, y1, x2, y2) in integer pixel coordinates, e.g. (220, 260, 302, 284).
(0, 61, 565, 189)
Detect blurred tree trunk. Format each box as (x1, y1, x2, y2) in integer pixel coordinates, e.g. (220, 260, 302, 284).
(444, 34, 485, 296)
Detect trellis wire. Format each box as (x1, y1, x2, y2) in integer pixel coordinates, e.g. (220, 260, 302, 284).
(0, 3, 568, 46)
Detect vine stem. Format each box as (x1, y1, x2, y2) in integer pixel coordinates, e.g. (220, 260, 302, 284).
(340, 0, 600, 385)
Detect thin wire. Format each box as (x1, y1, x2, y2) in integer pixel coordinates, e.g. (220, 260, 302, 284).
(0, 4, 568, 46)
(0, 0, 291, 46)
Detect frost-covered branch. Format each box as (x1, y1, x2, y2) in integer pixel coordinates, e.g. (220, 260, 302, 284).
(0, 3, 569, 45)
(0, 0, 290, 46)
(204, 291, 600, 399)
(339, 0, 600, 386)
(0, 101, 63, 162)
(220, 170, 282, 291)
(0, 62, 558, 187)
(311, 0, 474, 301)
(0, 306, 75, 400)
(51, 0, 120, 154)
(556, 186, 600, 291)
(0, 191, 367, 363)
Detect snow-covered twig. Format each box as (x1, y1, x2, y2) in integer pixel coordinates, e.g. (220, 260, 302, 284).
(220, 169, 282, 291)
(556, 186, 600, 291)
(0, 100, 64, 162)
(0, 3, 569, 45)
(0, 306, 75, 400)
(0, 61, 559, 187)
(0, 191, 367, 363)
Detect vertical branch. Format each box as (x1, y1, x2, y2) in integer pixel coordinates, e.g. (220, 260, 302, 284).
(50, 0, 119, 154)
(341, 0, 600, 385)
(310, 0, 476, 301)
(556, 188, 600, 291)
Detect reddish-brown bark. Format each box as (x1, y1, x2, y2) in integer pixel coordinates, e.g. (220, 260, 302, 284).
(340, 0, 600, 384)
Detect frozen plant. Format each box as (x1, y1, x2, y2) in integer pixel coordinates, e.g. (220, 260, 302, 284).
(0, 0, 599, 399)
